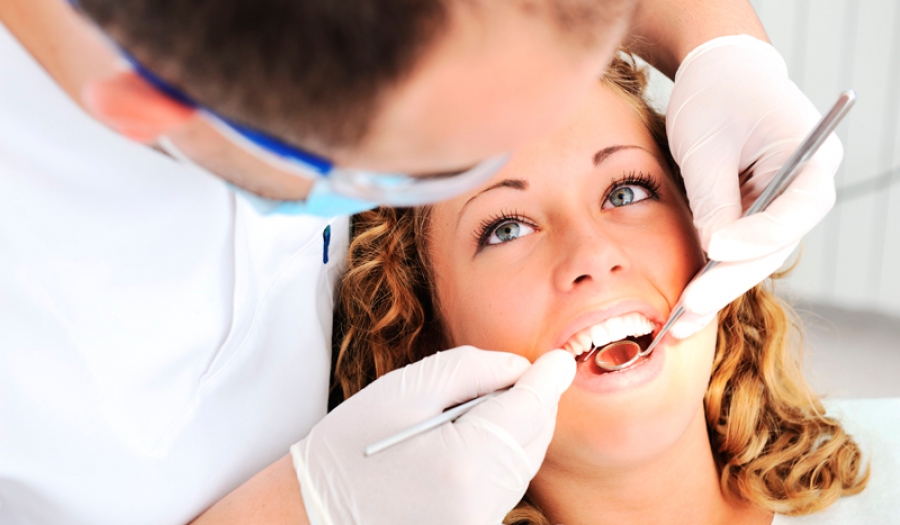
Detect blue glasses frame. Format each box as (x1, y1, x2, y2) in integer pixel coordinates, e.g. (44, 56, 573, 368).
(125, 52, 337, 177)
(68, 0, 508, 206)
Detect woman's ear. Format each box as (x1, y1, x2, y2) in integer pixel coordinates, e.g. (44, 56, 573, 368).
(81, 70, 196, 144)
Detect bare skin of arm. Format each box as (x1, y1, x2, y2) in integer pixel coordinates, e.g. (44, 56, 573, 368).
(190, 455, 310, 525)
(626, 0, 769, 78)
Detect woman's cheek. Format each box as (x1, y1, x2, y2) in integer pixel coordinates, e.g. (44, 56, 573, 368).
(445, 279, 525, 354)
(665, 315, 719, 409)
(546, 317, 719, 467)
(467, 264, 546, 350)
(653, 319, 718, 453)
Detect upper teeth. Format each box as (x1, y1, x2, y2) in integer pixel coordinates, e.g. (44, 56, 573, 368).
(564, 313, 655, 357)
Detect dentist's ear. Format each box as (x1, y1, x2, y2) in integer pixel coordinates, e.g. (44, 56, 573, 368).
(81, 70, 196, 144)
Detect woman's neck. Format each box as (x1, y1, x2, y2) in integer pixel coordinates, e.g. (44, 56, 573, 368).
(529, 406, 773, 525)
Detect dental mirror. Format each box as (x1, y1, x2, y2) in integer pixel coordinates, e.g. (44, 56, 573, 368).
(592, 340, 642, 371)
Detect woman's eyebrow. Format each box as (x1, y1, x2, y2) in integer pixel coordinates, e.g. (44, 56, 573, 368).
(456, 179, 529, 225)
(593, 144, 645, 165)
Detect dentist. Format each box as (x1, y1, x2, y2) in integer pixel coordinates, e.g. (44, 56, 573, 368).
(0, 0, 840, 524)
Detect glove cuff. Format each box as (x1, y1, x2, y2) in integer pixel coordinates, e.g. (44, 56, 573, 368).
(290, 440, 334, 525)
(675, 35, 787, 84)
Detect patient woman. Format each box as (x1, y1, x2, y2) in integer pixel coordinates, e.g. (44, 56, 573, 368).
(331, 55, 895, 524)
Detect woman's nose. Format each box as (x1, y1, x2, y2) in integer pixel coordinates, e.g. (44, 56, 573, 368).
(551, 221, 630, 292)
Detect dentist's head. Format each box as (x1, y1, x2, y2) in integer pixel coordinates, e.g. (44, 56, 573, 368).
(70, 0, 638, 211)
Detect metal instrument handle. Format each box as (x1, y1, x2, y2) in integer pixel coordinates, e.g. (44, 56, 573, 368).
(642, 90, 856, 356)
(364, 387, 510, 456)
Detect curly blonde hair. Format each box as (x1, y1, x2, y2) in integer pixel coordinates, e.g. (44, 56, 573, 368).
(332, 53, 868, 522)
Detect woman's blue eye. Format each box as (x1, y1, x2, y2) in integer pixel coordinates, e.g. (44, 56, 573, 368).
(488, 220, 535, 245)
(603, 184, 652, 210)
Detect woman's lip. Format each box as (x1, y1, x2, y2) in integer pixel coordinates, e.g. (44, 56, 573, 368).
(572, 338, 667, 394)
(552, 300, 665, 350)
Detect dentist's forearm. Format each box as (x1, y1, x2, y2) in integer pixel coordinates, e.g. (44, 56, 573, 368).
(190, 454, 311, 525)
(625, 0, 768, 78)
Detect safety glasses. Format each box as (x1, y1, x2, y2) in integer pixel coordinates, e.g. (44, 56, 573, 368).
(68, 0, 508, 207)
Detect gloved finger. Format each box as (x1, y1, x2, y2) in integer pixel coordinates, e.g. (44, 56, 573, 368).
(457, 349, 575, 470)
(706, 140, 839, 263)
(677, 127, 839, 258)
(736, 142, 794, 211)
(384, 346, 531, 414)
(669, 119, 743, 251)
(669, 310, 717, 340)
(680, 243, 797, 318)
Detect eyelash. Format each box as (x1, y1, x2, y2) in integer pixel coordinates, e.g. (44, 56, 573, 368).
(472, 171, 661, 250)
(603, 170, 661, 203)
(474, 209, 536, 250)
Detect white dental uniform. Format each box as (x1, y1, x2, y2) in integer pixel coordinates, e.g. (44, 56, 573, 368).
(0, 21, 349, 525)
(773, 398, 900, 525)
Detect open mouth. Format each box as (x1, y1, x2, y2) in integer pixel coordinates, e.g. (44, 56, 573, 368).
(564, 312, 657, 365)
(569, 326, 668, 393)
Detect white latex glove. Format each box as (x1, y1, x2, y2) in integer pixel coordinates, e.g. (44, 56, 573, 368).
(666, 35, 842, 338)
(291, 346, 576, 525)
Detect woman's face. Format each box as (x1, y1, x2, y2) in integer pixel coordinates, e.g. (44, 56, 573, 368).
(428, 82, 717, 472)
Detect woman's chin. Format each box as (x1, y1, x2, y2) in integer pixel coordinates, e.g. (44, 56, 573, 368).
(549, 324, 718, 469)
(551, 398, 693, 469)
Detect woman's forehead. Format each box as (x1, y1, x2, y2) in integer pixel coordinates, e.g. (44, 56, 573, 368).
(544, 83, 656, 156)
(454, 85, 659, 200)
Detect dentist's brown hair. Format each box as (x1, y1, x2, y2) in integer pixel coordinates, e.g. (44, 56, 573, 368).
(75, 0, 618, 152)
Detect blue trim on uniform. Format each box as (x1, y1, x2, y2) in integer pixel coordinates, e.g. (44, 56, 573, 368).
(322, 225, 332, 264)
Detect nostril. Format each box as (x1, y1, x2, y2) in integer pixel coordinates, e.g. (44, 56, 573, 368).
(610, 265, 623, 273)
(573, 274, 590, 284)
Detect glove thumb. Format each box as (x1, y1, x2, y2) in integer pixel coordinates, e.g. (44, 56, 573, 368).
(389, 346, 532, 415)
(459, 350, 575, 471)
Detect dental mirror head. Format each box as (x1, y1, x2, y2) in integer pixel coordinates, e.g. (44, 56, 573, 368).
(593, 340, 642, 371)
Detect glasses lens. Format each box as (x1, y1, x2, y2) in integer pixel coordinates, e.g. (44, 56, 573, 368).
(327, 155, 509, 206)
(208, 112, 508, 207)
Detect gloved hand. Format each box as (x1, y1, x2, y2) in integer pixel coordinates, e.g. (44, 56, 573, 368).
(291, 346, 576, 525)
(666, 35, 842, 338)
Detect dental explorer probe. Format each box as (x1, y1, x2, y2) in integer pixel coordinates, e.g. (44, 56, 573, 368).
(364, 90, 856, 457)
(583, 89, 857, 371)
(364, 387, 510, 456)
